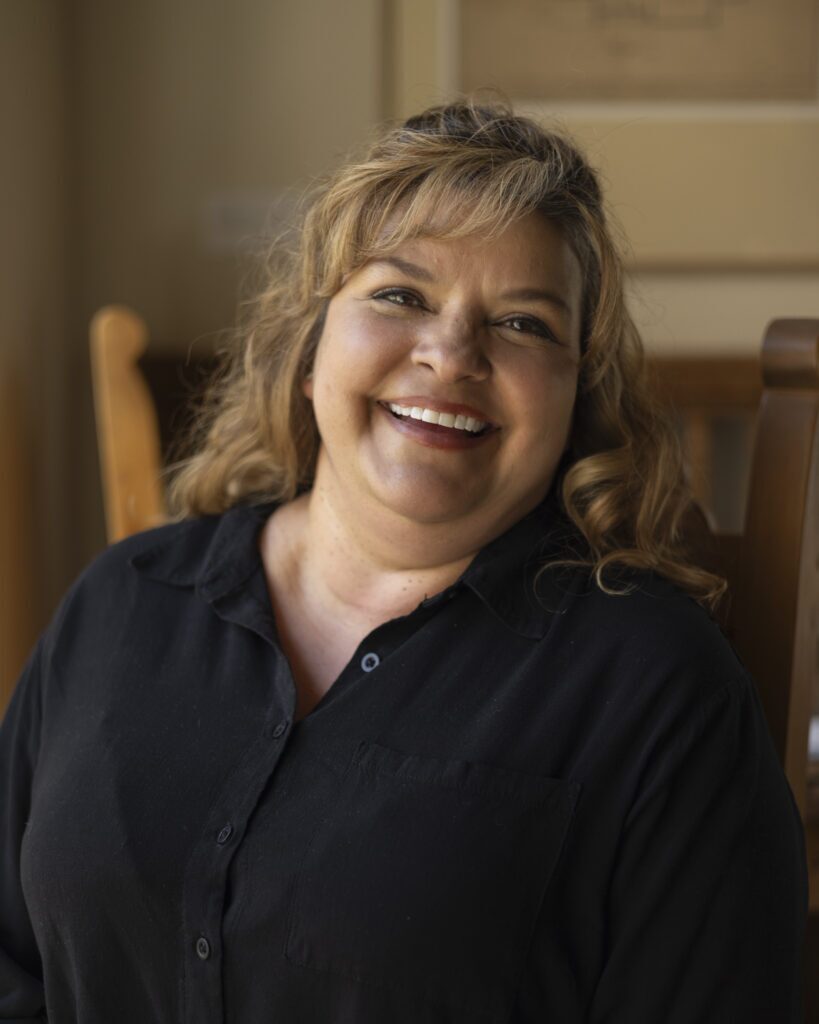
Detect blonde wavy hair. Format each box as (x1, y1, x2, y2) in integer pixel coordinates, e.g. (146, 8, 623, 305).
(169, 100, 725, 610)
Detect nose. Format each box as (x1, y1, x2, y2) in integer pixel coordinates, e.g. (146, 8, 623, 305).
(410, 313, 490, 383)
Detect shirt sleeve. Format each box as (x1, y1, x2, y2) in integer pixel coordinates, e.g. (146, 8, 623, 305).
(0, 642, 48, 1022)
(589, 674, 809, 1023)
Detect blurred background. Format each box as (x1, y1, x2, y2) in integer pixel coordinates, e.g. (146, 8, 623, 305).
(1, 0, 818, 700)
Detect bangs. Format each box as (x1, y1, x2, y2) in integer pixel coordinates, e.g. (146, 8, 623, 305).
(325, 155, 554, 289)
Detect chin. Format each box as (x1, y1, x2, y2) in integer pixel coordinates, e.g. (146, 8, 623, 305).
(373, 482, 483, 527)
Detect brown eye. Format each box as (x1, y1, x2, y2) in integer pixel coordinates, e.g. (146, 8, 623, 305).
(372, 288, 424, 308)
(500, 316, 557, 344)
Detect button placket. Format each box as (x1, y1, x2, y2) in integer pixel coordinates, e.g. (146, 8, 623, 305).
(177, 645, 299, 1024)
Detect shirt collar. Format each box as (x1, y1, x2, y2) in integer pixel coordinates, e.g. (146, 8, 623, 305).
(129, 502, 272, 599)
(130, 493, 586, 640)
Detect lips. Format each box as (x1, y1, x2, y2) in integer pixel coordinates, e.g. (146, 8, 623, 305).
(380, 396, 495, 426)
(384, 402, 490, 435)
(376, 401, 498, 450)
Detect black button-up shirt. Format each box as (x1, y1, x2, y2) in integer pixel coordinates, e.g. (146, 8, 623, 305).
(1, 497, 808, 1022)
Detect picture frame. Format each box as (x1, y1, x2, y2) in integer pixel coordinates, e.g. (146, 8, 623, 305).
(387, 0, 819, 271)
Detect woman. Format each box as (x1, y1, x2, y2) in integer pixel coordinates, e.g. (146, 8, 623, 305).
(1, 102, 807, 1022)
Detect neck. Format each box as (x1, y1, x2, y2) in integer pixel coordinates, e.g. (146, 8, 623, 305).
(264, 455, 547, 628)
(296, 485, 477, 626)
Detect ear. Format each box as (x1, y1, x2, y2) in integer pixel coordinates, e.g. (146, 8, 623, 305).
(302, 372, 314, 400)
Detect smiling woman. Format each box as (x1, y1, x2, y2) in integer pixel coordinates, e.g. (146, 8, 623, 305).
(0, 101, 807, 1022)
(170, 103, 723, 608)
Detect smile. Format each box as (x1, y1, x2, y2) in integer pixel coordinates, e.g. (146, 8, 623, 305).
(376, 401, 498, 451)
(383, 402, 491, 436)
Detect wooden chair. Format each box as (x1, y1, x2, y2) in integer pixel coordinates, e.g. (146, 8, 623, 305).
(722, 321, 818, 828)
(657, 324, 819, 822)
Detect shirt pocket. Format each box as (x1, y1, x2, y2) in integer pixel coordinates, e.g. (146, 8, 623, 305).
(284, 740, 579, 1021)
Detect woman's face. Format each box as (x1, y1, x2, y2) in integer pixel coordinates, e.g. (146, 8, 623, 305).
(305, 211, 583, 541)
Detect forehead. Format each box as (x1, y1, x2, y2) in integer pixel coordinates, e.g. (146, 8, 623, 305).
(366, 213, 582, 301)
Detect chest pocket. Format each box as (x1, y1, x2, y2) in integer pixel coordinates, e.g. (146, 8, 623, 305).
(284, 741, 579, 1021)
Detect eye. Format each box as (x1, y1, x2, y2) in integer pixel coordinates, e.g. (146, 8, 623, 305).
(498, 315, 559, 344)
(371, 287, 425, 309)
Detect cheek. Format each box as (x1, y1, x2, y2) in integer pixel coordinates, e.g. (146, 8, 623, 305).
(344, 312, 410, 365)
(514, 357, 578, 429)
(319, 312, 410, 392)
(553, 383, 579, 441)
(517, 388, 577, 467)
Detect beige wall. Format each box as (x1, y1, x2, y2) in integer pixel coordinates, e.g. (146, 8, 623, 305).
(0, 0, 68, 700)
(71, 0, 386, 345)
(67, 0, 386, 585)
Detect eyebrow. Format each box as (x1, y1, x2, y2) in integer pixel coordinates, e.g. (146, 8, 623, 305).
(499, 287, 570, 315)
(368, 255, 435, 282)
(368, 257, 571, 315)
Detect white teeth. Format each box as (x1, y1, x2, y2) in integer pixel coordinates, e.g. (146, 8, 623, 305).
(386, 402, 489, 434)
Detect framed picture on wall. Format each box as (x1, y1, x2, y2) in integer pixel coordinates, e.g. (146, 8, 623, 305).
(460, 0, 819, 103)
(388, 0, 819, 272)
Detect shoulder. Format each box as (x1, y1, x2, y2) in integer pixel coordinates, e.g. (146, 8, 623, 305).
(553, 563, 748, 714)
(543, 568, 785, 810)
(41, 516, 223, 656)
(81, 515, 222, 588)
(49, 500, 275, 640)
(582, 566, 731, 649)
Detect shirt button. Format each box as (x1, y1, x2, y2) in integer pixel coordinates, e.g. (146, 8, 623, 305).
(272, 720, 288, 738)
(361, 652, 380, 672)
(195, 936, 211, 960)
(216, 824, 233, 845)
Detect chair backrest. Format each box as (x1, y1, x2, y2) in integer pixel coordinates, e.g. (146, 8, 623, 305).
(90, 306, 165, 543)
(89, 307, 819, 818)
(721, 319, 819, 819)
